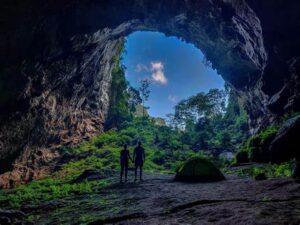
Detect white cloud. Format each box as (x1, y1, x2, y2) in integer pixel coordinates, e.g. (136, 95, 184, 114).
(134, 61, 168, 85)
(135, 64, 149, 73)
(168, 95, 178, 103)
(150, 61, 168, 85)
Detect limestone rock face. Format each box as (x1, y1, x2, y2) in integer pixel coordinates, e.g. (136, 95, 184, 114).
(270, 115, 300, 163)
(0, 0, 299, 187)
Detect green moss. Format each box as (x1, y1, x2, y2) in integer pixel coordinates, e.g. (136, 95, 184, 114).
(236, 161, 294, 179)
(236, 126, 279, 163)
(58, 156, 104, 179)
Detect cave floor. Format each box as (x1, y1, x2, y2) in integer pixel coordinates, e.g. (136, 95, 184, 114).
(20, 171, 300, 225)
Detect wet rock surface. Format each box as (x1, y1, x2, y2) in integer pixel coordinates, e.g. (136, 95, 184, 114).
(15, 173, 300, 225)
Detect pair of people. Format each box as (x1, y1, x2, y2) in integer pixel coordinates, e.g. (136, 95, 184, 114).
(120, 141, 145, 183)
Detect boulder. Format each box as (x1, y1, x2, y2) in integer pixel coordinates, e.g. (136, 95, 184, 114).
(270, 115, 300, 163)
(174, 157, 225, 182)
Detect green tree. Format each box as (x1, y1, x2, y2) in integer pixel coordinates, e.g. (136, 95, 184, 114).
(139, 78, 151, 117)
(128, 86, 142, 113)
(174, 88, 249, 151)
(174, 89, 226, 127)
(105, 40, 131, 129)
(220, 131, 232, 148)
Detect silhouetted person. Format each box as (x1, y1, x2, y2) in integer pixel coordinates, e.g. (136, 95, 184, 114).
(133, 141, 145, 181)
(120, 144, 131, 183)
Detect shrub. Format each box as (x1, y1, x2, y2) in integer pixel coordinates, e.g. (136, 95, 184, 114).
(152, 151, 167, 165)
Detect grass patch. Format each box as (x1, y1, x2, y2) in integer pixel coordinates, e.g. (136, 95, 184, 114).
(0, 178, 108, 208)
(234, 161, 294, 179)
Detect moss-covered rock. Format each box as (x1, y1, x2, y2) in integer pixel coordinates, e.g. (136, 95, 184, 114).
(174, 157, 225, 182)
(237, 126, 279, 163)
(249, 127, 278, 162)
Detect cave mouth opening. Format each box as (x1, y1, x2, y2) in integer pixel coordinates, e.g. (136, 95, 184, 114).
(104, 30, 250, 158)
(121, 31, 226, 120)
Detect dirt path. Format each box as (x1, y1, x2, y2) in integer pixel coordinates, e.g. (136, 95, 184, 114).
(24, 173, 300, 224)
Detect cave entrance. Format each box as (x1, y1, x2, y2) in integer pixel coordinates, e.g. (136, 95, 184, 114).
(0, 0, 268, 187)
(104, 30, 249, 157)
(122, 31, 225, 119)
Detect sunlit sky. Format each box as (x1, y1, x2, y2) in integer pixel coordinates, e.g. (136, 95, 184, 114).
(122, 31, 225, 119)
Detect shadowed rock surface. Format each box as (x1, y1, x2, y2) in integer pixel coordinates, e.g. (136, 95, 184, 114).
(270, 115, 300, 163)
(0, 0, 299, 186)
(10, 173, 300, 225)
(0, 209, 25, 225)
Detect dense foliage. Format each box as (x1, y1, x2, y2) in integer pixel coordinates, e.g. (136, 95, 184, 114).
(105, 40, 132, 129)
(66, 117, 222, 172)
(167, 88, 249, 152)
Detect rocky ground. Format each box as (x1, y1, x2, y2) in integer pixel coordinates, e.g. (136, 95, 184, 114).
(4, 170, 299, 225)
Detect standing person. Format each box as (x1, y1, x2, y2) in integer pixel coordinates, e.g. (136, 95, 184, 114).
(120, 144, 131, 183)
(133, 141, 146, 181)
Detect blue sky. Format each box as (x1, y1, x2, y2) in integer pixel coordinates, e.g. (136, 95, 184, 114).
(122, 31, 225, 118)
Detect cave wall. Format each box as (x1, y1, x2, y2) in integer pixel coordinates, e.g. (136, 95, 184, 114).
(0, 0, 299, 187)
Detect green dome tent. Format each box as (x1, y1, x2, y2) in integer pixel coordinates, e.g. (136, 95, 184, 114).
(174, 157, 225, 182)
